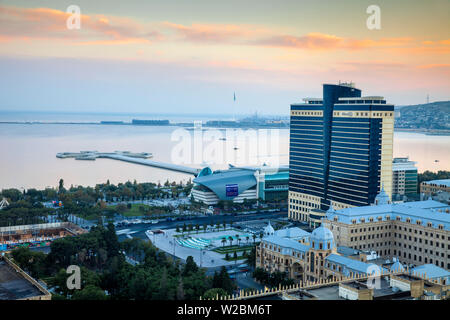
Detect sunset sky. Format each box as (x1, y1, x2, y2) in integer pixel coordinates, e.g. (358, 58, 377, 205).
(0, 0, 449, 115)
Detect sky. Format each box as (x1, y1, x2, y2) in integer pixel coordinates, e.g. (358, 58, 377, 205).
(0, 0, 449, 115)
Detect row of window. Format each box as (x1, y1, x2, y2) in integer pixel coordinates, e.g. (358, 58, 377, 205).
(333, 111, 393, 117)
(291, 111, 323, 116)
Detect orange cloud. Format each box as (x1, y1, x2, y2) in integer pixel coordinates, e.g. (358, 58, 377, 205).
(255, 33, 414, 51)
(417, 64, 450, 69)
(163, 22, 261, 43)
(0, 5, 161, 45)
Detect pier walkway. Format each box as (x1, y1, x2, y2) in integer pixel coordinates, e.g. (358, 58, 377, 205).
(56, 151, 201, 175)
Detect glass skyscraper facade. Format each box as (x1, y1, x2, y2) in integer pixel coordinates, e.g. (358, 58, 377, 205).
(288, 83, 394, 222)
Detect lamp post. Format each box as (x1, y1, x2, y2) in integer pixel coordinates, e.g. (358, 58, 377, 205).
(173, 238, 176, 257)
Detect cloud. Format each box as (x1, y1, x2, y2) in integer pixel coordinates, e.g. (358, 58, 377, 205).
(0, 5, 161, 45)
(416, 64, 450, 69)
(163, 22, 261, 43)
(254, 33, 414, 50)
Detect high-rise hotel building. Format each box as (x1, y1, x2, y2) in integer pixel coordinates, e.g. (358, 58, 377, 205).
(289, 83, 394, 222)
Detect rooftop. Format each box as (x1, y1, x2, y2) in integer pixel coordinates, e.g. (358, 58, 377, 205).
(325, 254, 384, 275)
(274, 227, 310, 240)
(337, 246, 360, 257)
(326, 200, 450, 230)
(0, 259, 47, 300)
(412, 264, 450, 283)
(262, 235, 310, 253)
(422, 179, 450, 187)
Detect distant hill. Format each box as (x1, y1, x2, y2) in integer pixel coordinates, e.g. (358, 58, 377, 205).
(395, 101, 450, 131)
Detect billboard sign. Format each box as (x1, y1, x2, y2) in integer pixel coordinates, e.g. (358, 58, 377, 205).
(225, 184, 238, 197)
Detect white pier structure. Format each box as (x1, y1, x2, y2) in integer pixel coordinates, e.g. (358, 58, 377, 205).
(56, 151, 201, 175)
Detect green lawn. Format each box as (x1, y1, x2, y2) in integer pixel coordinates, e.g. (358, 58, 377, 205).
(110, 203, 167, 217)
(213, 245, 255, 254)
(223, 253, 248, 262)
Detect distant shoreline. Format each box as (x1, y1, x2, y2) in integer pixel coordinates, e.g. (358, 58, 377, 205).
(394, 128, 450, 136)
(0, 121, 448, 135)
(0, 121, 289, 129)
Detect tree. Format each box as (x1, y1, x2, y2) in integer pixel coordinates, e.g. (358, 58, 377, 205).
(72, 285, 107, 300)
(228, 236, 233, 247)
(105, 222, 120, 258)
(218, 266, 235, 294)
(252, 234, 257, 244)
(116, 203, 127, 215)
(203, 288, 227, 300)
(221, 238, 227, 247)
(156, 267, 169, 299)
(176, 278, 185, 300)
(58, 179, 65, 193)
(252, 267, 269, 283)
(182, 256, 198, 276)
(10, 247, 46, 278)
(246, 247, 256, 267)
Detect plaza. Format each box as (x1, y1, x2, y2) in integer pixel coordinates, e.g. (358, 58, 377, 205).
(147, 228, 255, 268)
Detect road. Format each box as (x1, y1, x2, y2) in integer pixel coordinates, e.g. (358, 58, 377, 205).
(115, 210, 288, 241)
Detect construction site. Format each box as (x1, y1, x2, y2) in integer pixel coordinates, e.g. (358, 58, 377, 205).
(0, 222, 86, 252)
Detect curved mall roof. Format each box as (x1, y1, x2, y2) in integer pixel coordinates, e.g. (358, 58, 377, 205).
(193, 168, 257, 200)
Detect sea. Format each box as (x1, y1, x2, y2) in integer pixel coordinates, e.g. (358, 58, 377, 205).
(0, 111, 449, 190)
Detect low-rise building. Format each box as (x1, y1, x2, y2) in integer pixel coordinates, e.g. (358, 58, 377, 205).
(322, 195, 450, 270)
(421, 179, 450, 195)
(256, 224, 387, 283)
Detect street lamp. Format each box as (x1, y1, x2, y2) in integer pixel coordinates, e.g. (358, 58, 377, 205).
(173, 238, 176, 257)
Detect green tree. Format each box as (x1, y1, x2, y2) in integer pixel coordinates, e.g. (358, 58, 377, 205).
(58, 179, 65, 193)
(182, 256, 198, 276)
(246, 246, 256, 267)
(176, 278, 185, 300)
(116, 203, 127, 215)
(72, 285, 107, 300)
(212, 266, 235, 295)
(203, 288, 227, 300)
